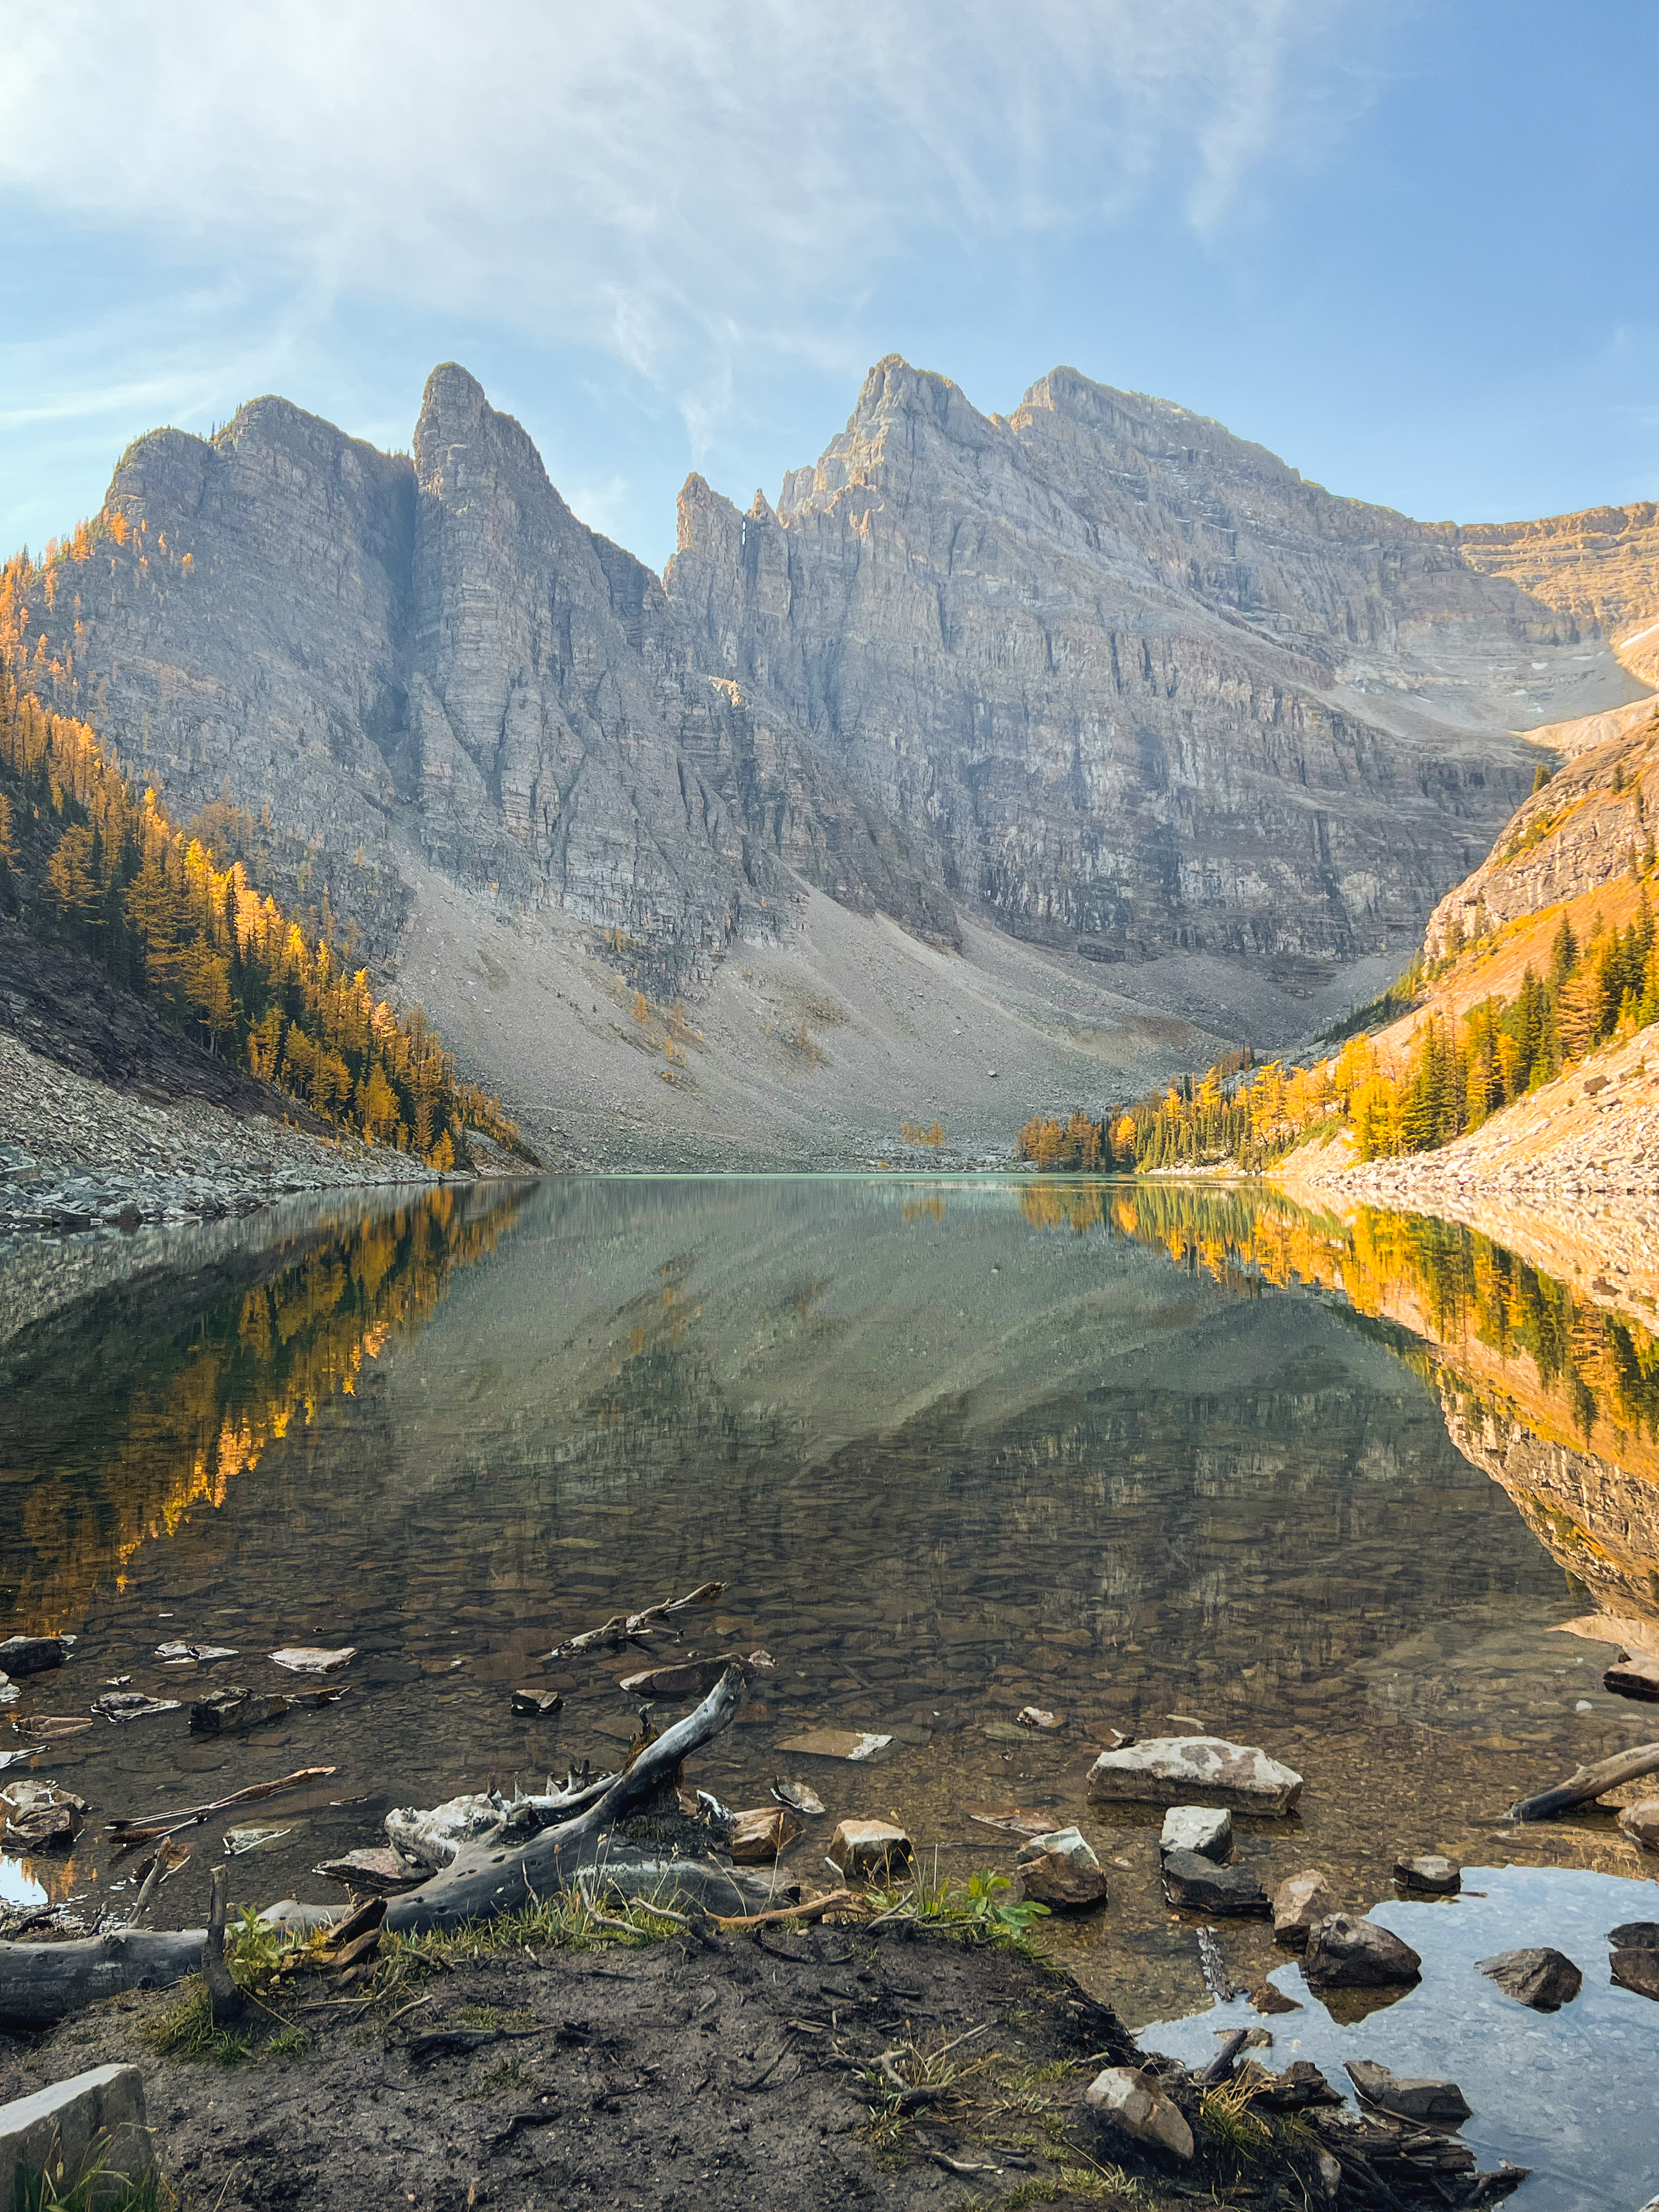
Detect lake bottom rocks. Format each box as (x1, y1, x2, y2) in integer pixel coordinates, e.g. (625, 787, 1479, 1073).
(1345, 2060, 1471, 2128)
(1086, 1735, 1302, 1814)
(1160, 1805, 1231, 1860)
(1014, 1827, 1108, 1909)
(1273, 1870, 1337, 1950)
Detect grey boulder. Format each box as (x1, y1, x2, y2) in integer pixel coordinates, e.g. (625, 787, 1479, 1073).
(1394, 1852, 1461, 1895)
(1015, 1826, 1108, 1909)
(1086, 1735, 1302, 1815)
(1160, 1805, 1232, 1862)
(1160, 1850, 1269, 1917)
(1476, 1947, 1582, 2012)
(1273, 1870, 1337, 1951)
(1303, 1914, 1422, 1990)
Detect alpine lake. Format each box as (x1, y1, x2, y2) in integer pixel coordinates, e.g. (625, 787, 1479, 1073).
(1, 1174, 1656, 2209)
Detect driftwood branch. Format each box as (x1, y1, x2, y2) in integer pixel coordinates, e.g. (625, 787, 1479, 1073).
(381, 1660, 749, 1931)
(714, 1889, 863, 1931)
(1510, 1741, 1659, 1821)
(543, 1581, 724, 1661)
(106, 1766, 338, 1850)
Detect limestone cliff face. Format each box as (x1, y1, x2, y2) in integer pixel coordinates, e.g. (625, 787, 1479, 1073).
(667, 358, 1556, 970)
(1424, 706, 1658, 960)
(1441, 501, 1659, 682)
(17, 353, 1640, 1016)
(22, 367, 947, 976)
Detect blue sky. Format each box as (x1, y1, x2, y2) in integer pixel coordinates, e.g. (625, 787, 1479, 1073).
(2, 1, 1654, 572)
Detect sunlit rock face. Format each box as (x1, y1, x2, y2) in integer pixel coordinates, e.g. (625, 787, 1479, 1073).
(33, 369, 946, 981)
(22, 355, 1635, 1009)
(667, 358, 1565, 973)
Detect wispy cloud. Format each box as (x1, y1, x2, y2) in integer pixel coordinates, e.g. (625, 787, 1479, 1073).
(0, 0, 1371, 454)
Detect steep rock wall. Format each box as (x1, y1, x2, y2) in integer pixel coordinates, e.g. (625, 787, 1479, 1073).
(668, 358, 1555, 970)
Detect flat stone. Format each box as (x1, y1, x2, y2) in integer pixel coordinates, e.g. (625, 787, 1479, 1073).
(776, 1728, 892, 1762)
(1394, 1853, 1461, 1895)
(189, 1687, 292, 1734)
(1161, 1849, 1269, 1917)
(827, 1819, 913, 1879)
(1086, 1735, 1301, 1815)
(1345, 2060, 1471, 2128)
(314, 1848, 427, 1895)
(1160, 1805, 1231, 1862)
(1017, 1706, 1063, 1730)
(269, 1645, 355, 1674)
(1604, 1654, 1659, 1701)
(0, 2064, 151, 2208)
(1273, 1870, 1337, 1950)
(1083, 2067, 1193, 2160)
(1303, 1914, 1422, 1990)
(1477, 1947, 1582, 2011)
(1254, 2060, 1341, 2112)
(1608, 1920, 1659, 1949)
(1014, 1824, 1094, 1868)
(967, 1805, 1056, 1838)
(509, 1689, 564, 1716)
(1610, 1948, 1659, 2002)
(1618, 1799, 1659, 1851)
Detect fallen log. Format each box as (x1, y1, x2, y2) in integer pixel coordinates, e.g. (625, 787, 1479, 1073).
(1510, 1741, 1659, 1822)
(0, 1668, 751, 2022)
(543, 1580, 724, 1661)
(105, 1765, 339, 1849)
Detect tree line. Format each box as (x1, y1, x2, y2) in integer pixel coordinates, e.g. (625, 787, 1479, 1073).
(0, 657, 522, 1166)
(1018, 892, 1659, 1176)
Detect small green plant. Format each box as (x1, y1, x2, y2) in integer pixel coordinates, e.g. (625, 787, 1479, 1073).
(266, 2026, 309, 2059)
(961, 1868, 1052, 1940)
(139, 1977, 252, 2066)
(471, 2055, 534, 2099)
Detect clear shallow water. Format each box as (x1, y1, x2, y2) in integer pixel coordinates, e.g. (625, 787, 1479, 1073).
(1144, 1864, 1659, 2212)
(1, 1174, 1656, 2203)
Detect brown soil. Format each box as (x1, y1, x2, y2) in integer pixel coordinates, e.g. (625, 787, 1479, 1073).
(0, 1933, 1163, 2212)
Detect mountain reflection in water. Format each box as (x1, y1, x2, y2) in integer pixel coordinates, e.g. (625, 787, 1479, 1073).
(0, 1174, 1655, 2044)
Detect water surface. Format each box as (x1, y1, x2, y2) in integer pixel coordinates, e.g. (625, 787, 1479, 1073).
(2, 1175, 1656, 2204)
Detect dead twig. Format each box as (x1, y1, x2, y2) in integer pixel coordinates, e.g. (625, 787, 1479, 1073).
(543, 1581, 724, 1662)
(714, 1888, 863, 1931)
(106, 1766, 338, 1849)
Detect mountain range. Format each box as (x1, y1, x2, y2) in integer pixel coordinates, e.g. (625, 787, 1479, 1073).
(7, 358, 1654, 1167)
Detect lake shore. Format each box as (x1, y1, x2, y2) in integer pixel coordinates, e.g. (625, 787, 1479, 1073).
(0, 1029, 525, 1239)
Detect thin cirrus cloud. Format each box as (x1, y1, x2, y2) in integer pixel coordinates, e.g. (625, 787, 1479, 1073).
(0, 0, 1364, 514)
